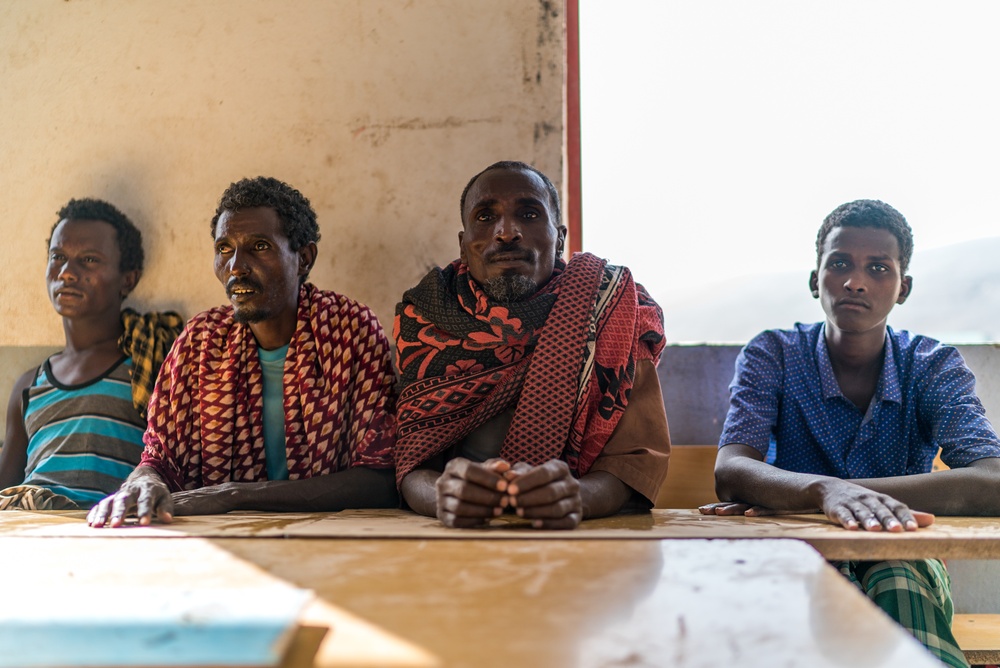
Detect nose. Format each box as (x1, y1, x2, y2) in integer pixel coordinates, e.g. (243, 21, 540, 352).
(494, 215, 522, 244)
(843, 269, 866, 293)
(56, 259, 77, 282)
(227, 249, 250, 277)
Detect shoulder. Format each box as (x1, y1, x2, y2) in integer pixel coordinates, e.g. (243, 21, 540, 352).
(7, 366, 39, 404)
(168, 306, 235, 353)
(887, 327, 966, 375)
(307, 286, 389, 340)
(744, 322, 820, 356)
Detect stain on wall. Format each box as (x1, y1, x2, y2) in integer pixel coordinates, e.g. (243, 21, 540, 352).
(0, 0, 565, 345)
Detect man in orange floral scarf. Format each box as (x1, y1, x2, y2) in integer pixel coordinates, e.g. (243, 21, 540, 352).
(395, 162, 670, 529)
(88, 177, 397, 527)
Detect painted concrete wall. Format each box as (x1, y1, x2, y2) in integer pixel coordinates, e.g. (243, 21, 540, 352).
(0, 0, 564, 346)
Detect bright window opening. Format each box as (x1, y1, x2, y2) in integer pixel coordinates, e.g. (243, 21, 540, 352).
(580, 0, 1000, 343)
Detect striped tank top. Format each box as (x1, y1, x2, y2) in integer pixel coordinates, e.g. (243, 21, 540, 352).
(22, 356, 146, 507)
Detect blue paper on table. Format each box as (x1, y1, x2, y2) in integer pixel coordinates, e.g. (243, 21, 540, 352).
(0, 585, 312, 667)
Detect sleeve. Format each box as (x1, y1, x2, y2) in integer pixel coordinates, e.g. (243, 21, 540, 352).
(138, 320, 200, 491)
(919, 344, 1000, 468)
(717, 332, 784, 456)
(346, 305, 398, 470)
(588, 360, 670, 506)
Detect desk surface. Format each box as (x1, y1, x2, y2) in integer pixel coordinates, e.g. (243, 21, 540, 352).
(5, 508, 1000, 560)
(1, 534, 938, 668)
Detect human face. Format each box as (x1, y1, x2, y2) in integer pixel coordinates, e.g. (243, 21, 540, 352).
(810, 226, 912, 335)
(47, 219, 137, 320)
(213, 207, 313, 329)
(459, 168, 567, 299)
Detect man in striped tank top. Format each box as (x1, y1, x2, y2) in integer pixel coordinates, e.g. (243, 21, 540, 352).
(0, 199, 182, 510)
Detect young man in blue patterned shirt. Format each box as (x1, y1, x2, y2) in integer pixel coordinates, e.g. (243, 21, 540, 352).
(702, 199, 1000, 667)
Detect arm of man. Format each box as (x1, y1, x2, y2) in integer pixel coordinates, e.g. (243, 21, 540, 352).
(402, 458, 511, 528)
(87, 464, 174, 527)
(708, 444, 933, 531)
(508, 360, 671, 529)
(0, 369, 35, 489)
(851, 457, 1000, 516)
(170, 466, 398, 515)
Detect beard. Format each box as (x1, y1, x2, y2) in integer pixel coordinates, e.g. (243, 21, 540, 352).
(232, 305, 272, 324)
(481, 274, 538, 304)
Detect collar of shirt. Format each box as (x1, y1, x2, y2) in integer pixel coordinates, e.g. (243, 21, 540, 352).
(814, 323, 903, 406)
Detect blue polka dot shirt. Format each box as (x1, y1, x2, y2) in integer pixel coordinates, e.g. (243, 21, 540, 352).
(719, 322, 1000, 478)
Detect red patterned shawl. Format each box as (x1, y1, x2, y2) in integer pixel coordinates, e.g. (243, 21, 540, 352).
(140, 283, 396, 491)
(393, 252, 665, 488)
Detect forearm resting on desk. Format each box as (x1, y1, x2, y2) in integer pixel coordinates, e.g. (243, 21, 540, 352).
(172, 466, 398, 514)
(855, 457, 1000, 516)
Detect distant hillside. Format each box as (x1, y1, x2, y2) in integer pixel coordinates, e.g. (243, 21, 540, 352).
(663, 236, 1000, 343)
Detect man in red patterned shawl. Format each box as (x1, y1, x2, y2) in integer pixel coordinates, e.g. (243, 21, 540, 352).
(395, 162, 670, 529)
(88, 177, 397, 527)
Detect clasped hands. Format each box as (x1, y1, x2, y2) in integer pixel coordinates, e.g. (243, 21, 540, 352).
(435, 457, 582, 530)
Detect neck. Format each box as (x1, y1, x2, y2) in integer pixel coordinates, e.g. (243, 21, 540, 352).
(61, 314, 125, 356)
(249, 315, 297, 351)
(824, 321, 886, 371)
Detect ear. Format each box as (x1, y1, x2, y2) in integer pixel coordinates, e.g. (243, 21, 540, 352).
(120, 269, 141, 300)
(897, 275, 912, 305)
(458, 230, 467, 264)
(556, 224, 568, 257)
(808, 270, 819, 298)
(298, 242, 318, 278)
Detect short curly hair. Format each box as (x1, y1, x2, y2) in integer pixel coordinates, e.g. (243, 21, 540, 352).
(49, 198, 145, 273)
(816, 199, 914, 274)
(210, 177, 320, 257)
(459, 161, 561, 226)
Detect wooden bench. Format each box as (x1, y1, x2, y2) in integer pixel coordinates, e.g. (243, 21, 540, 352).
(653, 445, 1000, 665)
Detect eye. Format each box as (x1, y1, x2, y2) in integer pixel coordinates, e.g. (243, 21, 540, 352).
(870, 263, 889, 273)
(215, 243, 232, 255)
(521, 210, 539, 220)
(475, 210, 495, 223)
(48, 252, 65, 263)
(82, 256, 100, 264)
(254, 240, 270, 251)
(828, 259, 848, 269)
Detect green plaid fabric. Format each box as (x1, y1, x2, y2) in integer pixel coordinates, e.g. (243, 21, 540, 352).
(836, 559, 968, 668)
(119, 308, 184, 418)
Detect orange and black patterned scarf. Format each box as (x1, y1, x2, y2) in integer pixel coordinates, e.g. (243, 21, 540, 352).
(393, 252, 665, 488)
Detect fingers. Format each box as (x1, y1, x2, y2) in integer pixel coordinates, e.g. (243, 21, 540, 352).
(443, 458, 508, 492)
(506, 460, 570, 497)
(435, 458, 510, 529)
(699, 502, 752, 516)
(505, 460, 581, 530)
(822, 487, 924, 532)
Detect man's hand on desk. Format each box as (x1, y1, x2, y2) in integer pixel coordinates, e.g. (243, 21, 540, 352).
(700, 479, 936, 532)
(435, 457, 511, 529)
(507, 460, 583, 530)
(87, 466, 174, 527)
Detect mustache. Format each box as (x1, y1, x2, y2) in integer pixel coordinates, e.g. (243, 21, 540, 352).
(485, 242, 534, 263)
(226, 278, 262, 295)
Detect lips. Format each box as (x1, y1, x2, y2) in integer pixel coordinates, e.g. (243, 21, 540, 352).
(227, 280, 262, 300)
(836, 298, 870, 310)
(53, 286, 84, 300)
(487, 251, 533, 264)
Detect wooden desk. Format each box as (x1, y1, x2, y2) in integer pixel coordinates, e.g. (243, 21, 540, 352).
(7, 508, 1000, 560)
(1, 534, 938, 668)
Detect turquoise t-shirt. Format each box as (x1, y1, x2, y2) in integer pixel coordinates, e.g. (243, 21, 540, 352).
(258, 345, 290, 481)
